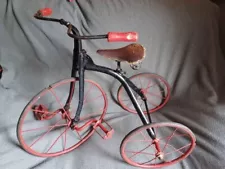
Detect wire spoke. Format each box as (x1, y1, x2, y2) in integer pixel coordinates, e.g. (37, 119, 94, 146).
(138, 77, 143, 88)
(84, 94, 103, 105)
(29, 118, 62, 148)
(164, 143, 191, 156)
(83, 84, 94, 103)
(49, 88, 70, 120)
(22, 123, 68, 133)
(145, 79, 152, 90)
(46, 127, 69, 153)
(146, 91, 164, 99)
(140, 156, 158, 165)
(128, 143, 153, 159)
(162, 128, 178, 152)
(126, 150, 155, 156)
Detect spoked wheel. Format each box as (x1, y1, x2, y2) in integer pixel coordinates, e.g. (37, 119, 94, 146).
(17, 78, 108, 157)
(120, 122, 196, 168)
(117, 73, 170, 114)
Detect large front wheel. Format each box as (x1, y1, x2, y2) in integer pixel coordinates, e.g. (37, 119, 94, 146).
(120, 122, 196, 168)
(17, 78, 108, 157)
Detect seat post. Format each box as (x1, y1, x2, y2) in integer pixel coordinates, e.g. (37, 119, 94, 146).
(117, 61, 121, 69)
(116, 61, 122, 71)
(116, 61, 126, 75)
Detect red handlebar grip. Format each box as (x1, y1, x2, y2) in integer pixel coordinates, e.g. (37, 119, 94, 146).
(37, 8, 53, 17)
(107, 32, 138, 42)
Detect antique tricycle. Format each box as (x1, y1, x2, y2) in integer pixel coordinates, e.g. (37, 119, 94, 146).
(16, 8, 196, 168)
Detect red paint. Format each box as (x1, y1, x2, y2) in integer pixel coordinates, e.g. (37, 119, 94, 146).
(154, 139, 161, 152)
(98, 121, 114, 140)
(17, 78, 108, 157)
(73, 119, 97, 131)
(107, 32, 138, 42)
(33, 104, 61, 120)
(120, 122, 196, 168)
(38, 8, 52, 17)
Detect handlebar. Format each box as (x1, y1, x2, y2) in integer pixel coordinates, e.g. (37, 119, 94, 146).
(34, 8, 138, 42)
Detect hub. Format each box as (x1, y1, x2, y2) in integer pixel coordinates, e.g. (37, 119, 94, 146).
(156, 152, 164, 160)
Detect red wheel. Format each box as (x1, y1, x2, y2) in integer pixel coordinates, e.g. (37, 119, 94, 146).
(120, 122, 196, 168)
(17, 78, 108, 157)
(117, 73, 170, 114)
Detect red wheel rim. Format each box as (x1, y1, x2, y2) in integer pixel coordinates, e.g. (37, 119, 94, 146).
(120, 122, 196, 168)
(117, 73, 170, 114)
(17, 78, 108, 157)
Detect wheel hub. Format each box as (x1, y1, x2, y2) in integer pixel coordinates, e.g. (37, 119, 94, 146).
(140, 88, 147, 94)
(156, 152, 164, 160)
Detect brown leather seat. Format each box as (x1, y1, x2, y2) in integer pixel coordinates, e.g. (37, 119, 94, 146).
(96, 43, 146, 64)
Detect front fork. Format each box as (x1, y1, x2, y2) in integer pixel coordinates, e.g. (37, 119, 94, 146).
(125, 78, 162, 153)
(64, 51, 86, 126)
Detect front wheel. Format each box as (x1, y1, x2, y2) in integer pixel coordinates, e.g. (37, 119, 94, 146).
(120, 122, 196, 168)
(17, 78, 108, 157)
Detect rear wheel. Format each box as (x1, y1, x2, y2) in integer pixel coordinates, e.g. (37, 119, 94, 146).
(120, 122, 196, 168)
(117, 73, 170, 114)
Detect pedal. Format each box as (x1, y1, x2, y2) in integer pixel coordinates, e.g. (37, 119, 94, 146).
(33, 105, 58, 121)
(33, 105, 49, 121)
(95, 119, 114, 140)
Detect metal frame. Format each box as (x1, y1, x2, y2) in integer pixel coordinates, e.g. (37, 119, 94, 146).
(0, 64, 2, 79)
(34, 15, 156, 139)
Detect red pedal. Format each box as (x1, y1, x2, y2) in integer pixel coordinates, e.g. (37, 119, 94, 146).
(103, 128, 114, 140)
(33, 105, 49, 120)
(95, 119, 114, 140)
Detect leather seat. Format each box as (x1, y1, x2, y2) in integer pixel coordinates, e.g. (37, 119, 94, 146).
(96, 43, 146, 64)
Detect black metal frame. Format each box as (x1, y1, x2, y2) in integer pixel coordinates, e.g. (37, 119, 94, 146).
(0, 64, 2, 79)
(34, 15, 156, 139)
